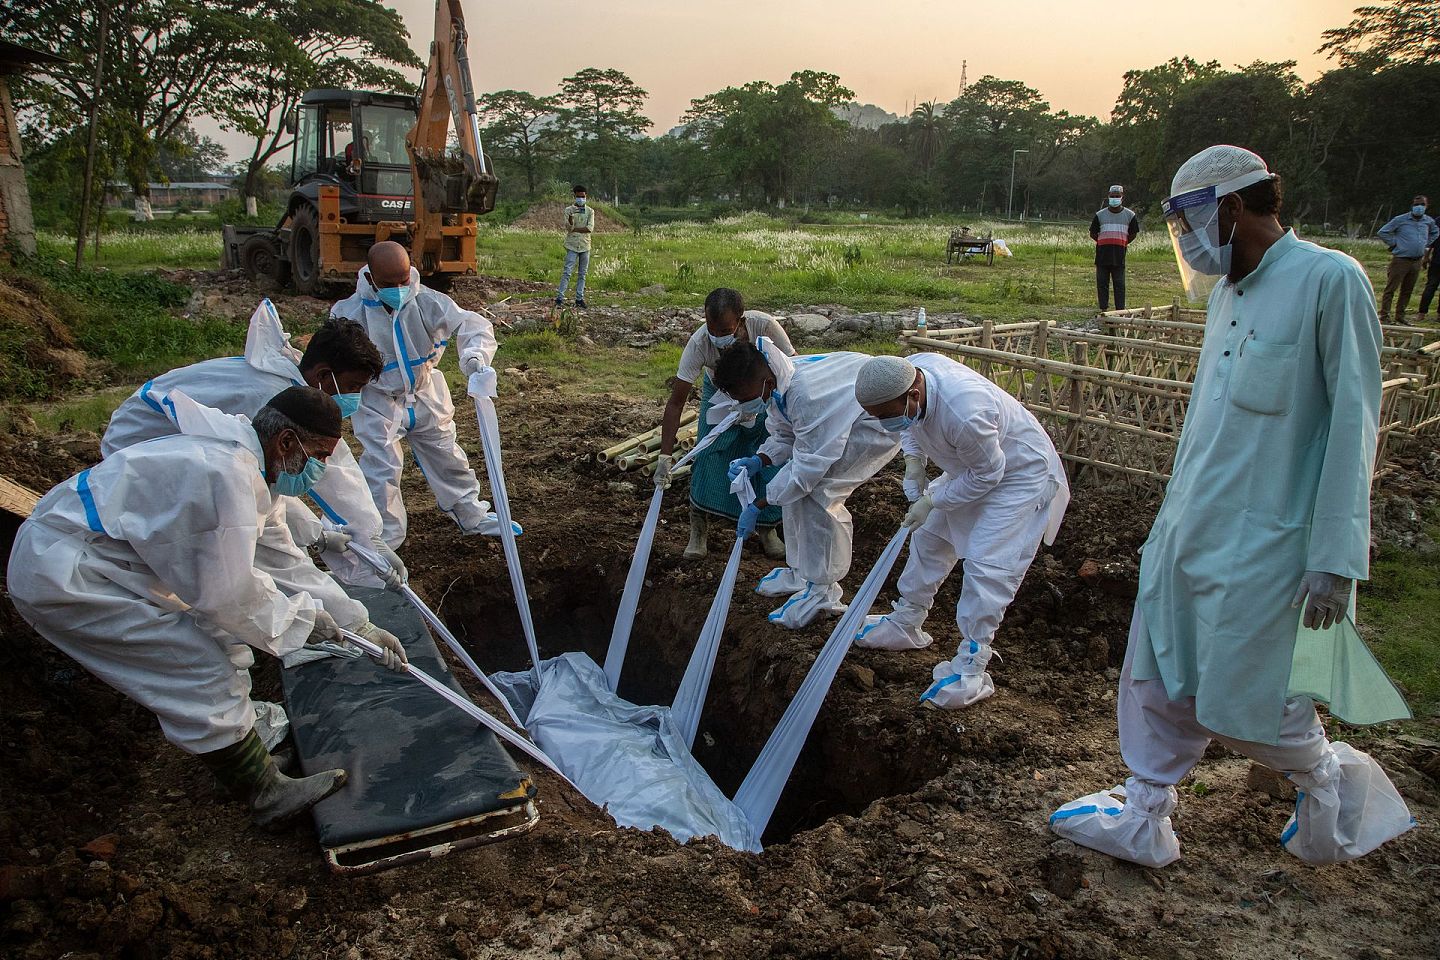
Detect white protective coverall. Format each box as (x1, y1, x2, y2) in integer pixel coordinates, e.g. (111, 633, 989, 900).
(8, 392, 368, 754)
(331, 267, 505, 546)
(101, 301, 384, 586)
(855, 353, 1069, 710)
(1051, 230, 1414, 867)
(747, 344, 900, 628)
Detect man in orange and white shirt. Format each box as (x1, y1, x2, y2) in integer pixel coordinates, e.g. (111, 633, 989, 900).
(1090, 184, 1140, 311)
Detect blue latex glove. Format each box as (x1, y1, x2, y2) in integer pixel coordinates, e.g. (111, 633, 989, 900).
(728, 456, 764, 482)
(737, 503, 760, 539)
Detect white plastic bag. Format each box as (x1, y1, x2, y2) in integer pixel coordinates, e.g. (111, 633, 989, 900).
(1281, 742, 1415, 864)
(1049, 778, 1181, 868)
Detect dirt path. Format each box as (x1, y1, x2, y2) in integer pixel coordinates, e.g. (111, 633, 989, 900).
(2, 376, 1437, 960)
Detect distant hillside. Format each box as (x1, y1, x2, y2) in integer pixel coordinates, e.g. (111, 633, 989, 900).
(833, 102, 902, 130)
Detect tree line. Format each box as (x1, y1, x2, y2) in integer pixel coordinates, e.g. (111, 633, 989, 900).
(10, 0, 1439, 237)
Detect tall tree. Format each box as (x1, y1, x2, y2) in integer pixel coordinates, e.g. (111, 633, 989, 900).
(557, 67, 650, 201)
(1319, 0, 1440, 69)
(479, 90, 567, 197)
(212, 0, 422, 216)
(10, 0, 259, 220)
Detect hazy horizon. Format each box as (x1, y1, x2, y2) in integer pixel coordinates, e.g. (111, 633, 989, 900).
(194, 0, 1362, 163)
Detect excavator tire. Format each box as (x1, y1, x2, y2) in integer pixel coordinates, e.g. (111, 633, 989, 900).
(289, 204, 323, 295)
(240, 234, 290, 285)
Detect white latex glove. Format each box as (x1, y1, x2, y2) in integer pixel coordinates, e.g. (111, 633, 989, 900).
(309, 529, 351, 557)
(467, 366, 497, 399)
(903, 495, 934, 530)
(654, 453, 676, 490)
(1291, 571, 1353, 631)
(306, 609, 342, 645)
(372, 537, 408, 591)
(354, 621, 409, 671)
(902, 454, 928, 502)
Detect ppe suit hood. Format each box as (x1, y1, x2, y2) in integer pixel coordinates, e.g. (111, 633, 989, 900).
(354, 265, 422, 307)
(243, 300, 304, 380)
(165, 389, 265, 464)
(708, 335, 797, 426)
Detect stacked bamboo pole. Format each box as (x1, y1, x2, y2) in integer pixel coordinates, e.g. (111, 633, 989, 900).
(599, 410, 704, 477)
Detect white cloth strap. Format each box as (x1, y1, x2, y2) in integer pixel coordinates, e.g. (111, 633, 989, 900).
(733, 525, 910, 838)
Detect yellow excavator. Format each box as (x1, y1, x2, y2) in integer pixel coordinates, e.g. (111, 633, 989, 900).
(222, 0, 498, 293)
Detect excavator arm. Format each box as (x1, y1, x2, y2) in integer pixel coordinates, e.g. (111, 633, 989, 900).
(406, 0, 499, 274)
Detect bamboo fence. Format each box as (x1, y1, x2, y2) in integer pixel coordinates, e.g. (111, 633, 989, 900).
(900, 317, 1413, 490)
(1101, 304, 1440, 444)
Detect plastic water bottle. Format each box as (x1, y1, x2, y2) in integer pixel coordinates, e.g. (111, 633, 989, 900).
(916, 307, 927, 334)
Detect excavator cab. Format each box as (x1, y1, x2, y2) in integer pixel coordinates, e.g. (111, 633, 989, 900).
(289, 90, 418, 225)
(222, 0, 497, 294)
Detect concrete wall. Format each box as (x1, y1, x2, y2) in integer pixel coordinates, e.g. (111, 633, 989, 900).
(0, 76, 37, 258)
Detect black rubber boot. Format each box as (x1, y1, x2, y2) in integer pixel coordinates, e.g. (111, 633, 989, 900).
(200, 729, 347, 827)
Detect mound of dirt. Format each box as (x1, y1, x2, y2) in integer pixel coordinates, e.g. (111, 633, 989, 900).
(511, 200, 627, 234)
(0, 275, 104, 401)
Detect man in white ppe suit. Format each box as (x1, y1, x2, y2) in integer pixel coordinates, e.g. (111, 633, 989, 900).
(102, 302, 405, 590)
(716, 341, 900, 629)
(332, 241, 515, 546)
(1050, 145, 1414, 868)
(8, 387, 408, 826)
(852, 354, 1068, 709)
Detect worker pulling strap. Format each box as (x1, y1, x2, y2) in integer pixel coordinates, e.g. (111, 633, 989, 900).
(603, 410, 742, 691)
(670, 471, 755, 748)
(346, 539, 525, 728)
(467, 369, 543, 690)
(734, 526, 910, 838)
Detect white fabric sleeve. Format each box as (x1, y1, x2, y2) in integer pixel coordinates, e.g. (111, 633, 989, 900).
(928, 402, 1006, 509)
(307, 439, 383, 543)
(280, 497, 323, 550)
(254, 500, 369, 631)
(763, 405, 854, 506)
(114, 453, 319, 658)
(676, 329, 708, 384)
(451, 299, 498, 371)
(757, 401, 796, 467)
(900, 429, 922, 457)
(761, 316, 796, 357)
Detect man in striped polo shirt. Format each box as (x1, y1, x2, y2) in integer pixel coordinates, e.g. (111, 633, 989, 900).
(1090, 184, 1140, 311)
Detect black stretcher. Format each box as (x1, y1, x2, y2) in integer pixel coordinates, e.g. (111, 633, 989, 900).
(282, 587, 538, 874)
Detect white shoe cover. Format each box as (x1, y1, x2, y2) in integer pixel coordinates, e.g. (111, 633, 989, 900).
(767, 582, 846, 629)
(1281, 743, 1415, 864)
(460, 511, 524, 537)
(855, 599, 934, 650)
(1049, 778, 1182, 868)
(756, 566, 806, 597)
(919, 640, 995, 709)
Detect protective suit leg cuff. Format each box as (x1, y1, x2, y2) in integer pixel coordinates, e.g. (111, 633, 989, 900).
(767, 582, 845, 629)
(919, 670, 994, 709)
(756, 566, 805, 597)
(1049, 778, 1181, 868)
(457, 509, 523, 537)
(1280, 743, 1415, 864)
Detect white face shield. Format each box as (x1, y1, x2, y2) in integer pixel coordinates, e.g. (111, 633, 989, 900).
(1162, 170, 1274, 301)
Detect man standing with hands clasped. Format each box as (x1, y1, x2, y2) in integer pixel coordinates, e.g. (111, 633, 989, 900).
(1376, 194, 1438, 322)
(555, 184, 594, 310)
(1090, 184, 1140, 312)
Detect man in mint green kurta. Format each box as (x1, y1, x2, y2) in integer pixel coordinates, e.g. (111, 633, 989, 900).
(1050, 145, 1412, 870)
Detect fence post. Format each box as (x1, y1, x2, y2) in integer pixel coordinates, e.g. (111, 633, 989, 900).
(979, 319, 993, 379)
(1028, 319, 1050, 407)
(1063, 341, 1087, 483)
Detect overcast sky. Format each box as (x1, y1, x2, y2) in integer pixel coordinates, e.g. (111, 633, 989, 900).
(195, 0, 1362, 162)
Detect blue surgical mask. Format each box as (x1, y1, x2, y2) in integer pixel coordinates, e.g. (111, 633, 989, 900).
(326, 371, 361, 419)
(1107, 197, 1122, 209)
(1413, 205, 1427, 217)
(575, 197, 586, 207)
(878, 395, 918, 433)
(274, 441, 327, 497)
(377, 285, 411, 311)
(709, 332, 736, 348)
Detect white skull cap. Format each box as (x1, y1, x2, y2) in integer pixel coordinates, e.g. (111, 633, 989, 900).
(855, 355, 918, 406)
(1170, 145, 1269, 197)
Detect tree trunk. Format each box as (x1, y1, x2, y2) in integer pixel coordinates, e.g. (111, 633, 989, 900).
(133, 192, 154, 222)
(244, 162, 262, 217)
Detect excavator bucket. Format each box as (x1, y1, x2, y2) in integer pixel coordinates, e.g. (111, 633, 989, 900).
(414, 151, 498, 216)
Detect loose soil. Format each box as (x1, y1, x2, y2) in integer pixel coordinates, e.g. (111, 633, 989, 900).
(3, 366, 1438, 959)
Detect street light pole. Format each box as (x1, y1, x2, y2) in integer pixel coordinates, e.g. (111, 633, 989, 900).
(1007, 148, 1029, 221)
